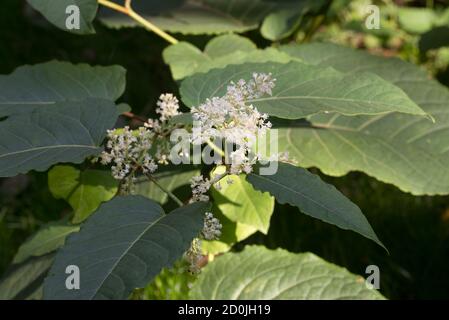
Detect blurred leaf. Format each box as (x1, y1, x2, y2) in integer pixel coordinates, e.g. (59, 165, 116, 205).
(0, 99, 118, 178)
(43, 196, 208, 299)
(0, 254, 54, 300)
(0, 61, 126, 117)
(190, 246, 385, 299)
(27, 0, 98, 34)
(13, 222, 79, 264)
(180, 61, 426, 118)
(398, 7, 436, 34)
(279, 42, 449, 195)
(48, 165, 118, 223)
(260, 0, 327, 41)
(117, 103, 132, 114)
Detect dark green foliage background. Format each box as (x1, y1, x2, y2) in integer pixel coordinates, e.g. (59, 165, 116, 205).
(1, 0, 449, 299)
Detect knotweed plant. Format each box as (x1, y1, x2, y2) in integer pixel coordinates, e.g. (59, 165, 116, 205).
(6, 0, 435, 300)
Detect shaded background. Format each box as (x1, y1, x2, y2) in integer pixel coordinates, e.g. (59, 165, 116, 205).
(1, 0, 449, 299)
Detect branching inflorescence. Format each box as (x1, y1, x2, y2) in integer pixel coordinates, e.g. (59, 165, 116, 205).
(100, 72, 276, 272)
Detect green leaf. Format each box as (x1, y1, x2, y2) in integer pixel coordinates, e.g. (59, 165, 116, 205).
(193, 48, 295, 78)
(169, 113, 194, 126)
(163, 42, 206, 80)
(0, 61, 126, 117)
(48, 165, 118, 223)
(27, 0, 98, 34)
(247, 162, 385, 249)
(43, 196, 209, 300)
(261, 10, 304, 41)
(201, 206, 257, 255)
(0, 99, 118, 177)
(0, 254, 54, 300)
(117, 103, 132, 114)
(13, 222, 80, 264)
(260, 0, 327, 41)
(397, 7, 436, 34)
(190, 246, 385, 299)
(279, 43, 449, 195)
(204, 34, 256, 58)
(100, 0, 281, 35)
(163, 37, 293, 80)
(180, 61, 426, 119)
(212, 174, 274, 234)
(135, 168, 199, 205)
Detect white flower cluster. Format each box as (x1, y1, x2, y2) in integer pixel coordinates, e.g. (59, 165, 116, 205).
(190, 175, 212, 202)
(202, 212, 222, 240)
(100, 125, 158, 180)
(156, 93, 181, 122)
(191, 72, 276, 175)
(189, 172, 227, 203)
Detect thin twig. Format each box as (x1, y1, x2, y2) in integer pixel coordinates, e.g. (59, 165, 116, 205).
(145, 173, 184, 207)
(206, 139, 225, 157)
(122, 112, 147, 123)
(98, 0, 128, 14)
(124, 0, 178, 44)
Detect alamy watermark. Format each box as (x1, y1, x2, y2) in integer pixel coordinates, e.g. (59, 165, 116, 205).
(65, 5, 80, 30)
(365, 5, 381, 30)
(365, 265, 380, 290)
(65, 265, 80, 290)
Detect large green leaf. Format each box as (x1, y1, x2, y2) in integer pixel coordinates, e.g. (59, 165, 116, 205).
(0, 254, 54, 300)
(247, 162, 384, 249)
(163, 36, 292, 80)
(0, 61, 126, 117)
(212, 173, 274, 234)
(43, 196, 209, 300)
(13, 222, 79, 265)
(48, 165, 118, 223)
(100, 0, 281, 35)
(0, 99, 118, 177)
(27, 0, 98, 34)
(180, 61, 426, 119)
(190, 246, 385, 299)
(279, 43, 449, 195)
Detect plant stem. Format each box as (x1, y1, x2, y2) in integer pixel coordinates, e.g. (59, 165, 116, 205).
(145, 173, 184, 207)
(98, 0, 128, 14)
(98, 0, 178, 45)
(207, 139, 225, 157)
